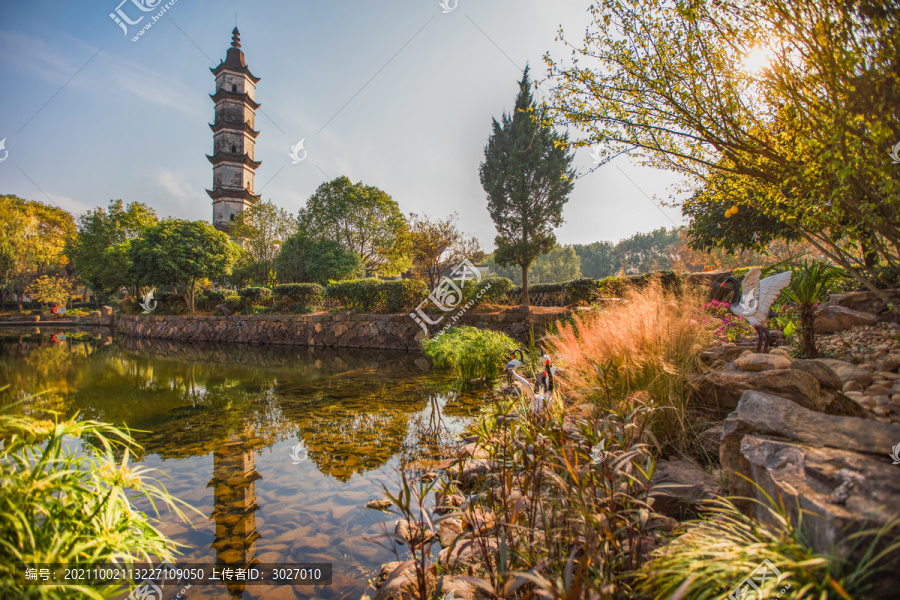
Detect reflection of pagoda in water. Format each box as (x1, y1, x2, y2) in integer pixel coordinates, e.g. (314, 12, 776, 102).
(208, 434, 261, 598)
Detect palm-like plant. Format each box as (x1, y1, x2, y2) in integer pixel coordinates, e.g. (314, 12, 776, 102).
(781, 261, 842, 358)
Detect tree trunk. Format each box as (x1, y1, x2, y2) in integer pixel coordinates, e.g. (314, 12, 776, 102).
(185, 280, 194, 313)
(800, 303, 817, 358)
(522, 264, 530, 306)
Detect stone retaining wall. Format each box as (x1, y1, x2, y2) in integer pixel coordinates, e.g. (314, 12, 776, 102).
(114, 306, 576, 350)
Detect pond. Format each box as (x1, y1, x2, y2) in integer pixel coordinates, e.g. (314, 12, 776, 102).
(0, 328, 487, 600)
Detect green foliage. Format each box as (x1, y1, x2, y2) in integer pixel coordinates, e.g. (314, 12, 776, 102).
(782, 261, 843, 357)
(546, 0, 900, 294)
(324, 278, 385, 311)
(238, 286, 272, 304)
(273, 283, 323, 307)
(480, 66, 575, 303)
(129, 219, 237, 312)
(572, 240, 618, 279)
(421, 326, 517, 380)
(298, 177, 410, 277)
(566, 277, 603, 305)
(275, 233, 364, 286)
(229, 200, 295, 287)
(199, 290, 238, 304)
(323, 278, 425, 312)
(684, 188, 802, 254)
(468, 276, 514, 304)
(240, 304, 270, 315)
(637, 496, 900, 599)
(381, 280, 427, 313)
(65, 199, 157, 300)
(408, 213, 484, 290)
(0, 409, 196, 599)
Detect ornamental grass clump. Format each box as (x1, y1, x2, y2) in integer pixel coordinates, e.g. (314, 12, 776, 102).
(636, 495, 900, 599)
(0, 407, 197, 599)
(421, 326, 517, 381)
(547, 278, 714, 452)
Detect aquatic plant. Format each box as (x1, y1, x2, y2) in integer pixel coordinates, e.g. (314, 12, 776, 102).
(421, 326, 517, 381)
(0, 406, 197, 599)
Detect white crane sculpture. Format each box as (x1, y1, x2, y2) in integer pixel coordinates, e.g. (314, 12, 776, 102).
(719, 267, 792, 354)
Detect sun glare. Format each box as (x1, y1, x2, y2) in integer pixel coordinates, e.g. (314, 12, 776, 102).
(742, 45, 775, 73)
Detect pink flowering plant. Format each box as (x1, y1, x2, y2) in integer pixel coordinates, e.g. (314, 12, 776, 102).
(704, 299, 755, 342)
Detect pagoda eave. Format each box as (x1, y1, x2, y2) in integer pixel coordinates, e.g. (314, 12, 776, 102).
(210, 63, 261, 83)
(209, 121, 260, 138)
(206, 153, 262, 169)
(207, 188, 262, 202)
(209, 89, 261, 109)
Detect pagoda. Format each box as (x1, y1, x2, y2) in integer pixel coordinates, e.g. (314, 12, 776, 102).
(207, 27, 261, 232)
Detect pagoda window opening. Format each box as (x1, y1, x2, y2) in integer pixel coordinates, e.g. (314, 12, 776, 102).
(231, 83, 237, 92)
(231, 143, 237, 153)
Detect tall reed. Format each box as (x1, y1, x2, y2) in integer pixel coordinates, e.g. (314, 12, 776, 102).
(547, 278, 714, 452)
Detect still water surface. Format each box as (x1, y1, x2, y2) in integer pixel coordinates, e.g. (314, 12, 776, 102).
(0, 328, 486, 599)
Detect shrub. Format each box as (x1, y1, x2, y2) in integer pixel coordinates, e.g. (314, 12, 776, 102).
(239, 286, 273, 305)
(705, 298, 756, 342)
(240, 304, 270, 315)
(566, 277, 603, 305)
(273, 283, 324, 307)
(201, 289, 237, 304)
(382, 280, 427, 312)
(596, 275, 631, 297)
(475, 276, 514, 303)
(0, 410, 196, 598)
(324, 278, 385, 310)
(421, 326, 517, 380)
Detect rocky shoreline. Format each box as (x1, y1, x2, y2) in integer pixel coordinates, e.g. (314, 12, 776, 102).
(366, 297, 900, 598)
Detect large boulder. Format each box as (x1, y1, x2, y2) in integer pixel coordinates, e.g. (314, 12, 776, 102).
(788, 359, 843, 391)
(814, 358, 873, 388)
(648, 458, 721, 519)
(700, 344, 751, 367)
(721, 391, 900, 576)
(692, 366, 865, 417)
(734, 353, 792, 371)
(826, 289, 900, 319)
(815, 305, 879, 334)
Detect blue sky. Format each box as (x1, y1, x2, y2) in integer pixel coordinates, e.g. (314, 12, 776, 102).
(0, 0, 686, 247)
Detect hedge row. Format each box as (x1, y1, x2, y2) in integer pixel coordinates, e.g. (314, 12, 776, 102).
(324, 278, 427, 312)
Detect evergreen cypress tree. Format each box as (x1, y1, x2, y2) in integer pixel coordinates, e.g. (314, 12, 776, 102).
(479, 66, 575, 305)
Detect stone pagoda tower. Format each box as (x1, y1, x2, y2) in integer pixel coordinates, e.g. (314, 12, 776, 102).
(207, 28, 261, 232)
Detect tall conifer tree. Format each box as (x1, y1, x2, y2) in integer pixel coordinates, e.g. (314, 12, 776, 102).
(479, 66, 575, 305)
